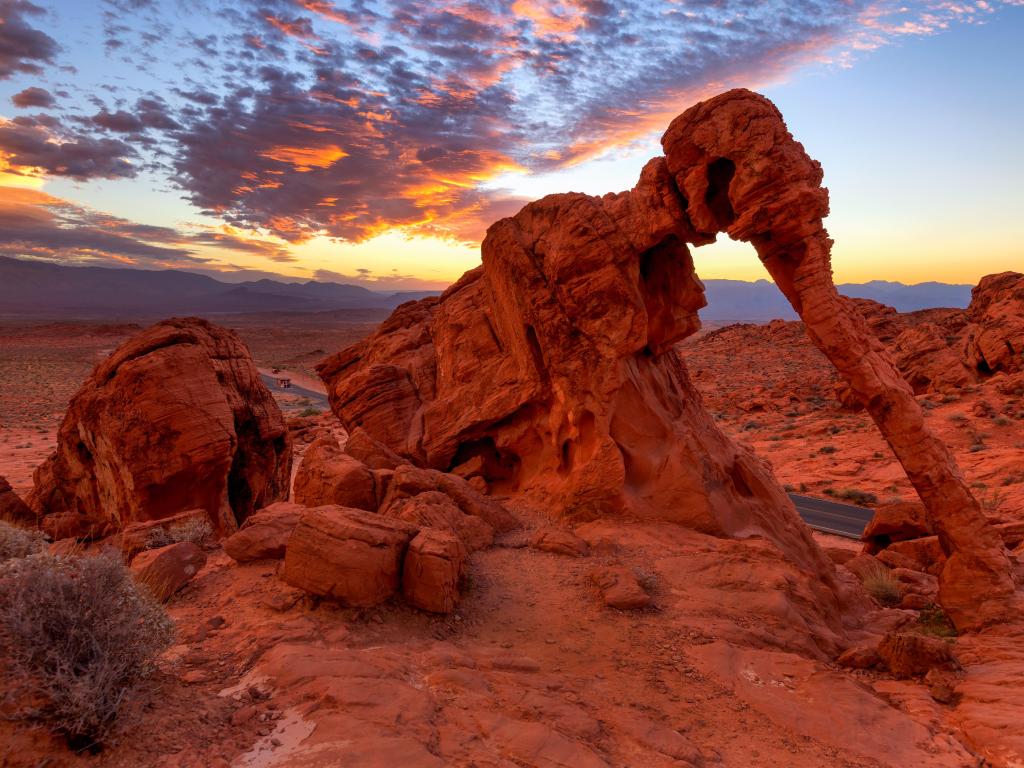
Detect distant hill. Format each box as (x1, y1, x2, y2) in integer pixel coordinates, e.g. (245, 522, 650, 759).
(700, 279, 972, 324)
(0, 256, 974, 322)
(0, 257, 433, 317)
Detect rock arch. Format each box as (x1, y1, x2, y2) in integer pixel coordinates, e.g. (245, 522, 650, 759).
(319, 89, 1015, 630)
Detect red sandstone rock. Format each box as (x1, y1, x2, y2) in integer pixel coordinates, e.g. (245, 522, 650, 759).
(317, 89, 1014, 629)
(877, 632, 957, 679)
(590, 566, 651, 609)
(836, 644, 882, 670)
(344, 426, 405, 470)
(292, 434, 377, 511)
(283, 506, 418, 606)
(530, 527, 590, 557)
(861, 501, 932, 554)
(0, 476, 33, 526)
(223, 501, 305, 562)
(28, 318, 290, 539)
(130, 541, 207, 601)
(402, 529, 466, 613)
(381, 464, 518, 534)
(383, 490, 494, 552)
(965, 271, 1024, 375)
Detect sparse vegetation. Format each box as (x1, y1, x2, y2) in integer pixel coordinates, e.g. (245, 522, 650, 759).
(819, 445, 837, 455)
(0, 519, 47, 561)
(139, 516, 213, 552)
(0, 551, 174, 750)
(861, 563, 902, 607)
(298, 407, 322, 417)
(836, 488, 879, 506)
(916, 604, 957, 638)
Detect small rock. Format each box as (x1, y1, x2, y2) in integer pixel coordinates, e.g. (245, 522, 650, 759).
(530, 527, 590, 557)
(591, 565, 651, 609)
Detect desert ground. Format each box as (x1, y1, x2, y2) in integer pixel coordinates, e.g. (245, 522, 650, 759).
(1, 294, 1022, 767)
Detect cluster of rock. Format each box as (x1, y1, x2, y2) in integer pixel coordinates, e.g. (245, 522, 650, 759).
(222, 431, 519, 613)
(836, 271, 1024, 402)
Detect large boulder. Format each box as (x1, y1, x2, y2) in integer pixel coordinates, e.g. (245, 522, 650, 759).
(402, 529, 466, 613)
(283, 506, 418, 606)
(0, 476, 33, 526)
(28, 318, 291, 539)
(223, 501, 305, 562)
(861, 501, 932, 555)
(293, 435, 377, 511)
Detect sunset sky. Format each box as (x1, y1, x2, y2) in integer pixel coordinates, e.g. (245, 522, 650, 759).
(1, 0, 1021, 291)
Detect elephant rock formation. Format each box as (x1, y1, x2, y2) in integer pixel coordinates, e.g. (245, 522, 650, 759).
(319, 89, 1016, 630)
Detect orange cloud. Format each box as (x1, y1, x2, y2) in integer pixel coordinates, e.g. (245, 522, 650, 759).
(258, 144, 349, 171)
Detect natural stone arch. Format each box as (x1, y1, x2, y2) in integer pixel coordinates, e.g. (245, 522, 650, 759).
(319, 89, 1015, 630)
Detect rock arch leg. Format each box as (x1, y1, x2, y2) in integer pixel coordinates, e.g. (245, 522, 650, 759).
(663, 89, 1016, 630)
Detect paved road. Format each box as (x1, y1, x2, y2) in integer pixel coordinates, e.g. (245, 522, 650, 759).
(259, 373, 330, 410)
(788, 493, 873, 539)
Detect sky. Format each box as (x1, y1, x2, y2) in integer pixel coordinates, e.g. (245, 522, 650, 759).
(0, 0, 1021, 291)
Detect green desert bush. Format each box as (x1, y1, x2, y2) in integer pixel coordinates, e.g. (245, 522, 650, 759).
(0, 519, 47, 561)
(861, 563, 902, 607)
(0, 551, 174, 750)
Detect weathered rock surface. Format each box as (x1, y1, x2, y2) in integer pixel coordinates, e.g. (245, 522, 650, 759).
(877, 632, 957, 679)
(591, 565, 651, 609)
(292, 434, 377, 511)
(344, 426, 404, 470)
(283, 506, 418, 606)
(402, 529, 466, 613)
(130, 541, 207, 601)
(28, 318, 291, 539)
(223, 501, 305, 562)
(862, 501, 932, 554)
(0, 476, 33, 525)
(383, 490, 494, 552)
(381, 464, 518, 534)
(965, 271, 1024, 375)
(531, 527, 590, 557)
(318, 89, 1015, 630)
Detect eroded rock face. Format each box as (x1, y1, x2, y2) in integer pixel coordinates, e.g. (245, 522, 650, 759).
(0, 476, 33, 526)
(29, 318, 291, 538)
(966, 271, 1024, 375)
(318, 89, 1015, 630)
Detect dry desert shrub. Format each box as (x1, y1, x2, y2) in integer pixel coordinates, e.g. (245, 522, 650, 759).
(137, 514, 213, 552)
(861, 563, 902, 607)
(0, 519, 47, 561)
(0, 550, 174, 750)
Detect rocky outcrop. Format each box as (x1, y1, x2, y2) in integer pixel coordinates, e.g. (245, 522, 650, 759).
(318, 89, 1015, 631)
(965, 271, 1024, 375)
(28, 318, 291, 539)
(0, 476, 33, 526)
